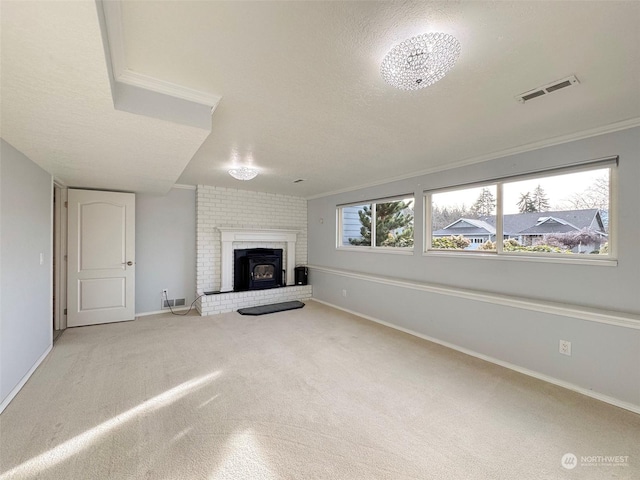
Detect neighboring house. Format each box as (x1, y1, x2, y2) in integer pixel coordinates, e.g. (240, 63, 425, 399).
(342, 205, 366, 244)
(433, 209, 607, 252)
(432, 218, 498, 249)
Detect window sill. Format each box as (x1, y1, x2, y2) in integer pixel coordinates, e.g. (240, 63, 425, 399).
(423, 250, 617, 266)
(337, 247, 414, 255)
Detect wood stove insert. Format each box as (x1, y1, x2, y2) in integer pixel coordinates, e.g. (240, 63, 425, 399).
(233, 248, 284, 292)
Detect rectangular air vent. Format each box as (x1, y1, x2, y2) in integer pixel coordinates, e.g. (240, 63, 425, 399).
(516, 75, 580, 103)
(521, 90, 546, 102)
(175, 298, 186, 306)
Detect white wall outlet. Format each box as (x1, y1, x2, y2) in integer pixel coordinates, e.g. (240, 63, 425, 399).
(162, 289, 168, 299)
(342, 289, 347, 297)
(559, 340, 572, 356)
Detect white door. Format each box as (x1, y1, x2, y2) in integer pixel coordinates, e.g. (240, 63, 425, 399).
(67, 189, 135, 327)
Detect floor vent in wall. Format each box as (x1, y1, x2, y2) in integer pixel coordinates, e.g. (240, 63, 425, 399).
(162, 298, 186, 308)
(516, 75, 579, 103)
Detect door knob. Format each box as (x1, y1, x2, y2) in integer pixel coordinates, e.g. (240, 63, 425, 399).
(122, 261, 133, 266)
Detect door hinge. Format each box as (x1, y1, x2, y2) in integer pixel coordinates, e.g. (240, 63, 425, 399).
(64, 308, 67, 315)
(64, 201, 68, 208)
(64, 254, 68, 261)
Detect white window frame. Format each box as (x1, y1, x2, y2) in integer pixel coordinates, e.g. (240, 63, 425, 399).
(337, 194, 415, 254)
(425, 181, 498, 254)
(424, 157, 618, 265)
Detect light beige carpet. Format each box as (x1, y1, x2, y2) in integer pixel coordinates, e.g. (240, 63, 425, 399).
(1, 300, 638, 479)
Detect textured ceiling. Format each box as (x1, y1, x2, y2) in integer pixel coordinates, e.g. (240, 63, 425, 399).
(2, 1, 640, 197)
(0, 1, 210, 194)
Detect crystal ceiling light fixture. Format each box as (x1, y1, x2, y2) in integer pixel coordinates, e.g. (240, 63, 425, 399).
(381, 33, 461, 90)
(228, 166, 259, 181)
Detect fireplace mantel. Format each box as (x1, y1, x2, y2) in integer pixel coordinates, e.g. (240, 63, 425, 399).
(217, 228, 298, 292)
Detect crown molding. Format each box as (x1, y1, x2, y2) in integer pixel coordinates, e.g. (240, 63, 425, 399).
(116, 70, 220, 109)
(305, 117, 640, 200)
(99, 0, 126, 79)
(99, 0, 220, 109)
(53, 177, 68, 188)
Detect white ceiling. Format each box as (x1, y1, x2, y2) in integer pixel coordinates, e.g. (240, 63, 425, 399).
(0, 1, 211, 193)
(2, 1, 639, 197)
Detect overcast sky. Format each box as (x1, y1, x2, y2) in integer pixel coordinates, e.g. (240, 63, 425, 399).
(432, 168, 608, 215)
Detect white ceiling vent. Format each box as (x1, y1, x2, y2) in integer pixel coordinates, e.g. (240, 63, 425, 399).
(516, 75, 580, 103)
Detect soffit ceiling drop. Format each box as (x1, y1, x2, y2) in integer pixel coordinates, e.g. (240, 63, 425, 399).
(1, 1, 639, 197)
(0, 0, 214, 194)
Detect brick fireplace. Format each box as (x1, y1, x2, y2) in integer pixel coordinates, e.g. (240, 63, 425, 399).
(219, 228, 298, 292)
(195, 185, 311, 315)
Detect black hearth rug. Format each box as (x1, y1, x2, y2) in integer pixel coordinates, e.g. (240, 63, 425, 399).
(237, 300, 305, 316)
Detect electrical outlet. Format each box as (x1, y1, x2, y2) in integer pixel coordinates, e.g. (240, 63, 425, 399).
(559, 340, 572, 356)
(342, 289, 347, 297)
(161, 289, 169, 308)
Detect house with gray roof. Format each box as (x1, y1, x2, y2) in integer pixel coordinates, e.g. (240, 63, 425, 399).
(432, 218, 498, 249)
(433, 209, 607, 252)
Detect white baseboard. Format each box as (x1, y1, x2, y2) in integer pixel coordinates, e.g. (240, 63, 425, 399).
(135, 307, 191, 317)
(310, 298, 640, 415)
(0, 344, 53, 414)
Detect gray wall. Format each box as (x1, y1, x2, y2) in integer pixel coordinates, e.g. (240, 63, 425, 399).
(307, 127, 640, 408)
(135, 188, 196, 314)
(1, 139, 53, 409)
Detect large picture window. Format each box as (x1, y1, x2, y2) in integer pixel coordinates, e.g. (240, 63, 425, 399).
(426, 159, 615, 259)
(431, 185, 497, 251)
(338, 196, 414, 250)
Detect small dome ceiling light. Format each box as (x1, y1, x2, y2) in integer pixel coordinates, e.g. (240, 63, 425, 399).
(381, 33, 461, 90)
(228, 166, 258, 181)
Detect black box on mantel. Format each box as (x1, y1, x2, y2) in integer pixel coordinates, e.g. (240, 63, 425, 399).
(294, 266, 308, 285)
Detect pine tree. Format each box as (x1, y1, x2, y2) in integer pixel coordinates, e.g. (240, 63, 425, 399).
(470, 188, 496, 216)
(349, 201, 414, 247)
(517, 192, 537, 213)
(349, 205, 372, 246)
(532, 184, 550, 212)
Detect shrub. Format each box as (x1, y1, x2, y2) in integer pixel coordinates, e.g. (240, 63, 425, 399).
(432, 235, 471, 250)
(544, 229, 603, 250)
(479, 240, 496, 251)
(481, 238, 569, 254)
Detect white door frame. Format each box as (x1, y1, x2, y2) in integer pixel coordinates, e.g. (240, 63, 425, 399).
(53, 182, 68, 331)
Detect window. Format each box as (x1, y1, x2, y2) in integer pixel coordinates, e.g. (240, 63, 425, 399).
(426, 159, 615, 259)
(430, 185, 497, 251)
(338, 196, 414, 250)
(340, 203, 371, 247)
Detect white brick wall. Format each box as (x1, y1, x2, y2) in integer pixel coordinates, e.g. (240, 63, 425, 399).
(196, 186, 308, 293)
(196, 285, 312, 316)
